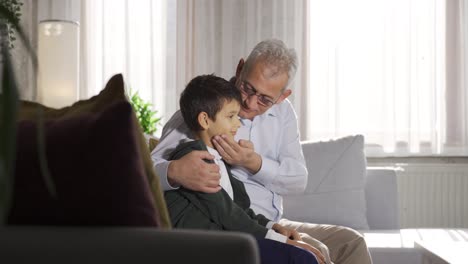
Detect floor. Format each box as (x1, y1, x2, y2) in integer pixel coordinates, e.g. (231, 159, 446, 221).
(360, 228, 468, 264)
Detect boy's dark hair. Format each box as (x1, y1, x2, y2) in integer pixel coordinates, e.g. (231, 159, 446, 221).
(180, 74, 242, 131)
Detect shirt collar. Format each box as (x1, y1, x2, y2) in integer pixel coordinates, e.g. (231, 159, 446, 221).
(239, 104, 279, 126)
(265, 104, 279, 117)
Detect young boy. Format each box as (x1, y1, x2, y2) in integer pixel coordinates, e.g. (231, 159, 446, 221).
(165, 74, 323, 264)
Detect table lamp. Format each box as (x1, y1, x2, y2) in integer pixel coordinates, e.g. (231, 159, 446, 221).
(38, 20, 79, 108)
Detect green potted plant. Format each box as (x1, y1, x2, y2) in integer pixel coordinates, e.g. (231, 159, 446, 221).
(127, 89, 161, 136)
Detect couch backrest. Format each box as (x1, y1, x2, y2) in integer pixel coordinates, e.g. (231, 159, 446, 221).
(285, 137, 400, 230)
(284, 136, 370, 229)
(365, 168, 400, 229)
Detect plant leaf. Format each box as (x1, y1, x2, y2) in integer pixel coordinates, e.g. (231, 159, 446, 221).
(127, 88, 161, 135)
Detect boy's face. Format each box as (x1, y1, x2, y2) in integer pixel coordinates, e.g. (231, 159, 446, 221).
(207, 100, 242, 142)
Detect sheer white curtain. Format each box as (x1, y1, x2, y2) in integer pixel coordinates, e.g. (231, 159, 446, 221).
(173, 0, 309, 135)
(446, 0, 468, 155)
(12, 0, 39, 101)
(81, 0, 168, 130)
(26, 0, 168, 122)
(308, 0, 468, 156)
(13, 0, 79, 101)
(77, 0, 467, 156)
(80, 0, 307, 136)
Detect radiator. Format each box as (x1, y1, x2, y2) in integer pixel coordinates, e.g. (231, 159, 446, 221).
(396, 164, 468, 228)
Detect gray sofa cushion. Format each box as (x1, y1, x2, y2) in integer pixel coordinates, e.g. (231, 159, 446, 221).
(283, 135, 369, 230)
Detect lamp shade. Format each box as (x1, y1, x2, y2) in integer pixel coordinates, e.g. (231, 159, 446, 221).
(38, 20, 79, 108)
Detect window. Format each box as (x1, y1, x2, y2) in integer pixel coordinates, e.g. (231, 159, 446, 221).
(80, 0, 468, 155)
(307, 0, 468, 156)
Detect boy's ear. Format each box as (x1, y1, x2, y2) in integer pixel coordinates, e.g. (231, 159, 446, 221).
(275, 89, 292, 104)
(198, 112, 210, 130)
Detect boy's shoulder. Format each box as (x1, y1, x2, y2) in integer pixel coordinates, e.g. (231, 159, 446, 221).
(169, 139, 207, 161)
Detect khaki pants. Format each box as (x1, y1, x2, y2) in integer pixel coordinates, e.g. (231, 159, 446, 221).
(279, 219, 372, 264)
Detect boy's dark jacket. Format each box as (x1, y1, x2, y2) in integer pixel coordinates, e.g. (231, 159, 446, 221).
(165, 140, 271, 238)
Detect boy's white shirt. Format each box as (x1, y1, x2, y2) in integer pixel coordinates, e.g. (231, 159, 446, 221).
(207, 146, 234, 199)
(206, 145, 287, 243)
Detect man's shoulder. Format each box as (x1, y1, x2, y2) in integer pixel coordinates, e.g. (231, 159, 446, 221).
(278, 98, 294, 110)
(156, 110, 193, 145)
(166, 110, 185, 127)
(267, 98, 295, 117)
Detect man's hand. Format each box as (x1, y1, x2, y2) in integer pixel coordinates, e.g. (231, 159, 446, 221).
(272, 223, 301, 240)
(212, 135, 262, 173)
(287, 239, 326, 264)
(167, 150, 221, 193)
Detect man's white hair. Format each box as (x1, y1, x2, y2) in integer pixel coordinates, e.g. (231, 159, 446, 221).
(240, 39, 298, 90)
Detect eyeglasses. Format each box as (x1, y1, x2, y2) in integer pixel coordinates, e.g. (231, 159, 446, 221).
(239, 80, 280, 107)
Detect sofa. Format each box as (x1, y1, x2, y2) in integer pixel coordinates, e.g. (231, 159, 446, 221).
(285, 135, 468, 264)
(3, 73, 463, 263)
(0, 74, 313, 264)
(0, 74, 261, 264)
(0, 132, 421, 264)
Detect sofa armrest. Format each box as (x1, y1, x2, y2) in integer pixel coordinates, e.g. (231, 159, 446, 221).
(365, 168, 400, 229)
(0, 227, 260, 264)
